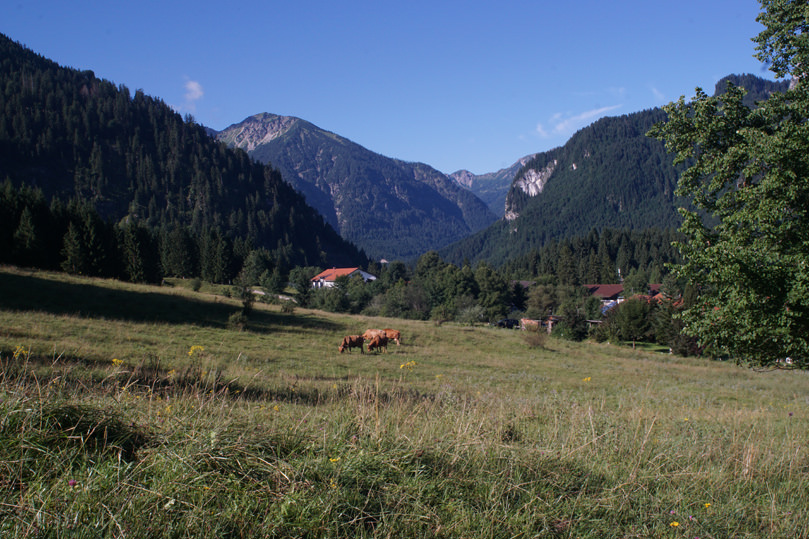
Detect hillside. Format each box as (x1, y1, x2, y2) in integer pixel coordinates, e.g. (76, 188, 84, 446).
(217, 114, 497, 260)
(0, 33, 366, 272)
(2, 266, 808, 538)
(440, 109, 682, 265)
(441, 74, 789, 266)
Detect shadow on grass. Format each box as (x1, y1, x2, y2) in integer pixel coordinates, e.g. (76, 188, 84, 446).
(3, 351, 447, 410)
(0, 270, 339, 334)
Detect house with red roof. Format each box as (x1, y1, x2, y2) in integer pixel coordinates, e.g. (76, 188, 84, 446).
(584, 284, 625, 301)
(584, 283, 663, 313)
(310, 267, 377, 288)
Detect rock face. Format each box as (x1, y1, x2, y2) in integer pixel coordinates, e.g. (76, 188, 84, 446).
(215, 113, 497, 260)
(216, 113, 297, 151)
(514, 160, 556, 197)
(504, 159, 557, 221)
(449, 169, 476, 189)
(448, 153, 536, 217)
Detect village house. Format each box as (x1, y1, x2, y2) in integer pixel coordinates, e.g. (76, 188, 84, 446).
(310, 267, 377, 288)
(584, 283, 662, 313)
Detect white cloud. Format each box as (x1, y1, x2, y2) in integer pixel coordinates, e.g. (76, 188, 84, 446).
(180, 79, 204, 112)
(537, 105, 623, 139)
(650, 85, 665, 103)
(185, 80, 204, 101)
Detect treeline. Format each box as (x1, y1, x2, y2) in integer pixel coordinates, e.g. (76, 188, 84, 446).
(1, 180, 296, 285)
(295, 247, 695, 354)
(294, 252, 518, 324)
(501, 227, 683, 285)
(292, 227, 691, 353)
(0, 33, 366, 270)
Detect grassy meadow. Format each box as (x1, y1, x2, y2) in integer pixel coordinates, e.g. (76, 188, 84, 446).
(1, 266, 807, 538)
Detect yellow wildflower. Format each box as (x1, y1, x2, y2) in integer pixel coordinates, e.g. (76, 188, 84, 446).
(670, 521, 679, 527)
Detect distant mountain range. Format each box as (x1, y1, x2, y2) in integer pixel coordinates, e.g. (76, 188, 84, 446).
(2, 29, 789, 271)
(217, 74, 788, 266)
(448, 155, 536, 218)
(216, 114, 497, 260)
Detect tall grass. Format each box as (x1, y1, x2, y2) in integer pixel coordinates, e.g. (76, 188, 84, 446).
(1, 266, 808, 538)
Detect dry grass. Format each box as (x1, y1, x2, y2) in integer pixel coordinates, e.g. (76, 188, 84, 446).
(1, 266, 808, 538)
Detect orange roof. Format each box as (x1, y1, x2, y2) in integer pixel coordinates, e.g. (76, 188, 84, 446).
(311, 267, 361, 282)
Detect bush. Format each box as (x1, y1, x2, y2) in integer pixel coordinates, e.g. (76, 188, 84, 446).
(190, 278, 202, 292)
(280, 300, 296, 314)
(228, 311, 247, 330)
(456, 305, 485, 326)
(523, 326, 548, 348)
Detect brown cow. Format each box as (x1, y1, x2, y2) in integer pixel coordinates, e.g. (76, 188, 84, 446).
(338, 335, 364, 354)
(521, 318, 540, 331)
(382, 328, 401, 345)
(362, 329, 386, 341)
(367, 335, 388, 353)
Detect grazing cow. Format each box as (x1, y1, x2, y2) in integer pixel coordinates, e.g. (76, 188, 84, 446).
(521, 318, 540, 331)
(382, 328, 401, 345)
(367, 335, 388, 353)
(363, 328, 386, 341)
(338, 335, 364, 354)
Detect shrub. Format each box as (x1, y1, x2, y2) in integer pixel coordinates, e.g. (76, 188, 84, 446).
(523, 326, 548, 348)
(280, 300, 296, 314)
(228, 310, 247, 330)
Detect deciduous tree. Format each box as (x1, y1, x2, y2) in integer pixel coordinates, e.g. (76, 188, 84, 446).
(649, 0, 809, 367)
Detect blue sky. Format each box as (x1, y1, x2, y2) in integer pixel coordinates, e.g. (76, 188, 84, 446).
(5, 1, 774, 175)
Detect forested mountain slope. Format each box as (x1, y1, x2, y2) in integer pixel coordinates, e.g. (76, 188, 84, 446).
(0, 33, 366, 270)
(440, 108, 682, 265)
(217, 114, 497, 260)
(441, 74, 788, 267)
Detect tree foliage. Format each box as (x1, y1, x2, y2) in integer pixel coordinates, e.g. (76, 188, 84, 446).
(648, 0, 809, 367)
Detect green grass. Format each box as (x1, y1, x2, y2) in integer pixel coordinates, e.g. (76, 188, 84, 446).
(1, 266, 808, 538)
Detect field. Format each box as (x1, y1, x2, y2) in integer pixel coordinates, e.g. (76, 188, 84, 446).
(1, 266, 807, 538)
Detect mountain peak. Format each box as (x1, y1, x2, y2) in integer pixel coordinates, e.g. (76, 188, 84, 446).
(216, 114, 496, 259)
(217, 113, 299, 152)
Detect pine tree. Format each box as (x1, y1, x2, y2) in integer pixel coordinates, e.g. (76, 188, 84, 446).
(61, 222, 85, 274)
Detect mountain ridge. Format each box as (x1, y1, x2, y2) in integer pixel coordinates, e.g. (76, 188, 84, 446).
(448, 153, 537, 216)
(216, 114, 498, 260)
(439, 74, 790, 266)
(0, 33, 367, 274)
